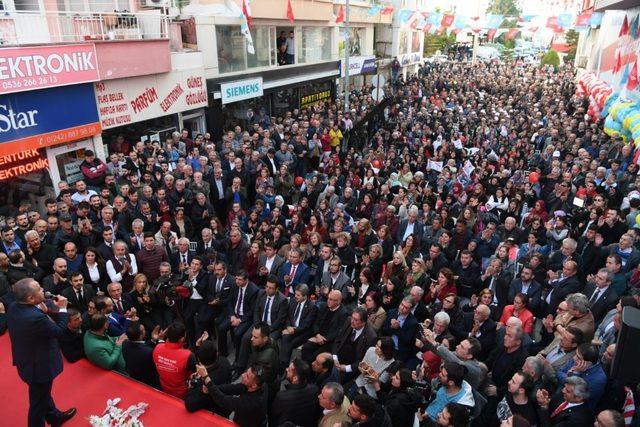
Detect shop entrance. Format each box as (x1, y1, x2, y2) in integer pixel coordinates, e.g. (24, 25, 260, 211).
(46, 139, 95, 186)
(180, 109, 207, 138)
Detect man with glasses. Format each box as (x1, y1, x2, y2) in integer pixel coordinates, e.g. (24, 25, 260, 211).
(301, 290, 348, 364)
(317, 256, 351, 302)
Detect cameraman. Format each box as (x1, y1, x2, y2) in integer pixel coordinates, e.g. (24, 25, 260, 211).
(184, 341, 232, 416)
(152, 262, 179, 328)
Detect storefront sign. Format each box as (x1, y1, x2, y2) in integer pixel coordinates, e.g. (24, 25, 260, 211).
(0, 149, 49, 181)
(220, 77, 263, 105)
(95, 69, 208, 129)
(0, 83, 101, 158)
(399, 52, 423, 66)
(300, 89, 332, 109)
(63, 161, 84, 184)
(0, 44, 100, 95)
(340, 56, 377, 77)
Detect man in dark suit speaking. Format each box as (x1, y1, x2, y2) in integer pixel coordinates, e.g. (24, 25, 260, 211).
(7, 278, 77, 427)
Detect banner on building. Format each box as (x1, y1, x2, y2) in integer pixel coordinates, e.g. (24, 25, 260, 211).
(95, 69, 208, 129)
(0, 44, 99, 95)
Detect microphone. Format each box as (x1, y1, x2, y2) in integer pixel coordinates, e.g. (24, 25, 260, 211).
(44, 292, 59, 301)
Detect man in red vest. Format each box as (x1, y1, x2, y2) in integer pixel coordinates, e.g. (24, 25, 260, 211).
(152, 322, 197, 398)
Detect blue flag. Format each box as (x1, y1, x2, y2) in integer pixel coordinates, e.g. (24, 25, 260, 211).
(367, 5, 382, 15)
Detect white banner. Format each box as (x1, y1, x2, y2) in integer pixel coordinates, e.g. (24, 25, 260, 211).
(340, 55, 377, 77)
(95, 69, 208, 129)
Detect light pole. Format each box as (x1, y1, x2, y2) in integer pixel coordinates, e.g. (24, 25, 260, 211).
(343, 0, 350, 111)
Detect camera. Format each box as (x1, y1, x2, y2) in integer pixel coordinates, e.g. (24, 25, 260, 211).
(187, 375, 203, 389)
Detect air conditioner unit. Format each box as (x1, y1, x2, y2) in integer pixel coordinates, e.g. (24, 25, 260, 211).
(141, 0, 169, 8)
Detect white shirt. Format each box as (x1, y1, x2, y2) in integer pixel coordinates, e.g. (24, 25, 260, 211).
(265, 255, 275, 272)
(87, 263, 100, 283)
(190, 275, 204, 300)
(403, 221, 415, 242)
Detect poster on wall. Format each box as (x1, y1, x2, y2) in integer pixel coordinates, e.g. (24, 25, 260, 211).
(338, 27, 363, 56)
(94, 69, 208, 129)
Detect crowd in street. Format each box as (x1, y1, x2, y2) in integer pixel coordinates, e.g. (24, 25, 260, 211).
(1, 59, 639, 427)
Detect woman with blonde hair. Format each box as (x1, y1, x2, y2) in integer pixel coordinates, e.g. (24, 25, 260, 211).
(383, 250, 407, 285)
(130, 273, 157, 337)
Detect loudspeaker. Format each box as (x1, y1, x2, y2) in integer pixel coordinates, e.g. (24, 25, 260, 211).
(611, 306, 640, 383)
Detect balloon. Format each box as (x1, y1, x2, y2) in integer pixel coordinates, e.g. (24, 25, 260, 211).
(529, 172, 540, 184)
(294, 176, 304, 186)
(636, 213, 640, 227)
(372, 159, 381, 169)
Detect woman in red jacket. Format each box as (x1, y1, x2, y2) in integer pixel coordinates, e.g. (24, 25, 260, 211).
(498, 293, 534, 335)
(423, 267, 457, 304)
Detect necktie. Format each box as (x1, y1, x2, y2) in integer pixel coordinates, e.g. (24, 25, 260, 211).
(290, 264, 297, 279)
(263, 297, 271, 322)
(77, 289, 83, 304)
(351, 329, 357, 342)
(551, 401, 569, 418)
(217, 278, 222, 293)
(182, 254, 187, 264)
(235, 287, 244, 316)
(116, 299, 123, 313)
(293, 302, 302, 327)
(590, 289, 601, 304)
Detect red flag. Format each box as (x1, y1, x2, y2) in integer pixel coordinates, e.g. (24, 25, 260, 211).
(487, 29, 496, 40)
(506, 28, 519, 40)
(614, 51, 622, 73)
(529, 26, 539, 32)
(441, 14, 454, 28)
(335, 5, 344, 23)
(472, 27, 481, 34)
(546, 16, 558, 29)
(242, 0, 252, 28)
(286, 0, 295, 23)
(381, 6, 394, 15)
(453, 28, 461, 35)
(575, 12, 592, 27)
(620, 15, 629, 36)
(423, 24, 432, 33)
(628, 61, 639, 91)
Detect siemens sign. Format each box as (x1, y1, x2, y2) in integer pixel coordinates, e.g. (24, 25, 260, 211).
(220, 77, 263, 105)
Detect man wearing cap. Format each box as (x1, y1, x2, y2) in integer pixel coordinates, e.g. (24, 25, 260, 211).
(80, 150, 108, 189)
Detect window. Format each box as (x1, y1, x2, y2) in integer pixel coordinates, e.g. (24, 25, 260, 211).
(399, 31, 409, 55)
(216, 26, 246, 74)
(247, 26, 273, 69)
(14, 0, 40, 11)
(298, 27, 331, 64)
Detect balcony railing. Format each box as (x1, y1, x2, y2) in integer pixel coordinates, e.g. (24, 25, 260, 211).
(0, 11, 170, 46)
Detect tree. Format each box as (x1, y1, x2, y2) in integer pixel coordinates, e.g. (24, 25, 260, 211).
(540, 49, 561, 70)
(564, 30, 579, 63)
(486, 0, 522, 16)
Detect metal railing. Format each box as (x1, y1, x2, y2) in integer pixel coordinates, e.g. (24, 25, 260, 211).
(0, 11, 170, 46)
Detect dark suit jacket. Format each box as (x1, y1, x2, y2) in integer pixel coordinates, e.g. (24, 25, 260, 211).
(122, 340, 160, 388)
(28, 243, 58, 275)
(209, 273, 233, 316)
(381, 309, 419, 362)
(96, 242, 115, 263)
(195, 240, 216, 256)
(253, 290, 288, 333)
(463, 313, 497, 361)
(286, 298, 317, 337)
(412, 301, 431, 324)
(583, 283, 618, 325)
(170, 250, 196, 274)
(7, 303, 69, 384)
(226, 282, 259, 325)
(508, 279, 543, 315)
(545, 275, 581, 315)
(481, 273, 511, 308)
(278, 261, 311, 292)
(79, 261, 110, 292)
(257, 254, 285, 276)
(313, 304, 349, 345)
(396, 219, 424, 244)
(61, 285, 96, 313)
(332, 323, 378, 372)
(539, 397, 593, 427)
(110, 293, 134, 315)
(547, 251, 584, 272)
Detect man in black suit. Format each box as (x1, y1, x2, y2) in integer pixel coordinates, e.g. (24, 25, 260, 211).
(58, 309, 85, 363)
(409, 286, 431, 323)
(209, 261, 233, 321)
(42, 258, 70, 295)
(196, 228, 216, 256)
(96, 227, 116, 262)
(170, 237, 195, 274)
(508, 265, 543, 316)
(122, 322, 161, 388)
(547, 238, 584, 272)
(381, 297, 419, 363)
(536, 376, 593, 426)
(60, 272, 96, 314)
(396, 208, 424, 244)
(543, 260, 581, 316)
(107, 282, 134, 316)
(24, 230, 57, 276)
(461, 304, 497, 362)
(479, 257, 511, 309)
(216, 271, 258, 356)
(7, 278, 77, 426)
(583, 268, 619, 325)
(182, 256, 214, 348)
(451, 250, 483, 302)
(256, 242, 285, 287)
(236, 276, 288, 371)
(331, 306, 377, 383)
(208, 168, 228, 222)
(300, 290, 349, 364)
(280, 284, 317, 368)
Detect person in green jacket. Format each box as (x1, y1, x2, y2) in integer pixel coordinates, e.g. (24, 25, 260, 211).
(84, 313, 127, 373)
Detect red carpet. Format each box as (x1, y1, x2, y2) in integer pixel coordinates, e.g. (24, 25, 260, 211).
(0, 334, 237, 426)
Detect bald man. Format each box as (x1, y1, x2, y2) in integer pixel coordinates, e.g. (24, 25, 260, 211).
(300, 290, 348, 364)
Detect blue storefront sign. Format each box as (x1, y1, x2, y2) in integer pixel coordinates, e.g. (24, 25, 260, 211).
(0, 83, 101, 157)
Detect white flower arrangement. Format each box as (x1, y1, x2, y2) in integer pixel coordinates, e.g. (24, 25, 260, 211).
(89, 398, 148, 427)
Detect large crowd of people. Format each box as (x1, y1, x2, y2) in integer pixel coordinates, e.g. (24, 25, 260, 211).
(1, 59, 639, 427)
